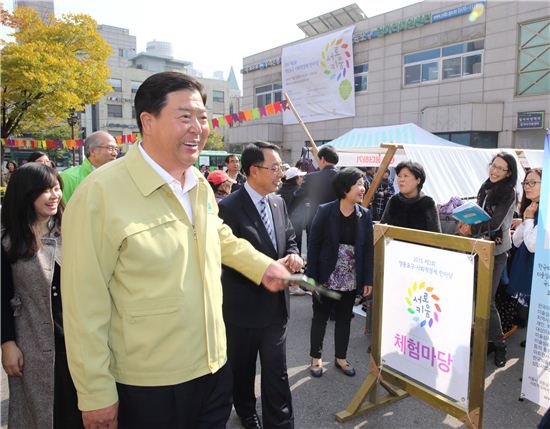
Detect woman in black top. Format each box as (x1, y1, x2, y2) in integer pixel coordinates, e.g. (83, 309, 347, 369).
(1, 163, 83, 428)
(306, 168, 374, 378)
(380, 161, 441, 232)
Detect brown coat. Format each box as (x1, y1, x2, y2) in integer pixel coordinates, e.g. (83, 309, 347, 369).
(3, 232, 61, 429)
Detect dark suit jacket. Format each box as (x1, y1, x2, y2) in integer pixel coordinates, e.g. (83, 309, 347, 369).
(306, 200, 374, 292)
(293, 165, 338, 227)
(218, 188, 299, 328)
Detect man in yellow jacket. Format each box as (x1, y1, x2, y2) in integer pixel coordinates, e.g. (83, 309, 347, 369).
(61, 72, 291, 429)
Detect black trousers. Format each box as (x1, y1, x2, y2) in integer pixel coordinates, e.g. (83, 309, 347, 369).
(226, 321, 294, 429)
(310, 290, 356, 360)
(116, 364, 232, 429)
(54, 345, 84, 429)
(488, 252, 507, 347)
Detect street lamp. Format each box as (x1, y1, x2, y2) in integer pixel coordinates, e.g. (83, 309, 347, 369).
(67, 107, 78, 166)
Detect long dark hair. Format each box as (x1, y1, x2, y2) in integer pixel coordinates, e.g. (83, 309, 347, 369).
(479, 152, 518, 206)
(1, 163, 63, 262)
(519, 168, 542, 217)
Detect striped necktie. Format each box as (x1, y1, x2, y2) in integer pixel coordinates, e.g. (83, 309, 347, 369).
(260, 197, 276, 248)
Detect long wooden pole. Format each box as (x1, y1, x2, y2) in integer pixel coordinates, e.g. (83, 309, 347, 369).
(362, 145, 398, 208)
(284, 92, 320, 165)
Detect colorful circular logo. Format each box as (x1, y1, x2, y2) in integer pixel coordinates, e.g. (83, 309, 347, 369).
(405, 281, 442, 328)
(320, 38, 352, 100)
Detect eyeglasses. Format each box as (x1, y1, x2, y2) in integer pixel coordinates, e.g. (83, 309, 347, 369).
(254, 164, 283, 174)
(98, 145, 120, 154)
(489, 163, 508, 173)
(522, 180, 541, 188)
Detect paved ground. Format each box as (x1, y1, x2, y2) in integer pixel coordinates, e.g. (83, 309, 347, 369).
(224, 294, 545, 428)
(1, 294, 546, 428)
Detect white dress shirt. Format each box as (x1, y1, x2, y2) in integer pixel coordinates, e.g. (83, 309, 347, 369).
(138, 142, 197, 224)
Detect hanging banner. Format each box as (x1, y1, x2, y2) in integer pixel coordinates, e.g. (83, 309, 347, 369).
(381, 240, 475, 405)
(282, 26, 356, 125)
(520, 132, 550, 408)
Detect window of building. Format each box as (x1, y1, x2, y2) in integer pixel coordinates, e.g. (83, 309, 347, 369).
(435, 131, 497, 148)
(108, 78, 122, 92)
(107, 104, 123, 118)
(354, 63, 368, 92)
(118, 48, 133, 58)
(255, 83, 282, 108)
(213, 90, 225, 103)
(131, 81, 142, 94)
(132, 106, 136, 119)
(404, 40, 484, 86)
(517, 18, 550, 96)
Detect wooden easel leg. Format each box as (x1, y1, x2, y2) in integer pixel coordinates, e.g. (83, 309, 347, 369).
(459, 407, 481, 429)
(335, 355, 408, 423)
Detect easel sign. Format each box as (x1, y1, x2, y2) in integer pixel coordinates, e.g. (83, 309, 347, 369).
(337, 225, 495, 429)
(381, 239, 474, 406)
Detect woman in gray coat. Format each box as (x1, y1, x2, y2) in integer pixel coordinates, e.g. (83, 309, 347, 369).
(1, 163, 82, 428)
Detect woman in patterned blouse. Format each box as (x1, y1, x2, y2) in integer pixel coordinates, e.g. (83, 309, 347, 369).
(306, 168, 374, 378)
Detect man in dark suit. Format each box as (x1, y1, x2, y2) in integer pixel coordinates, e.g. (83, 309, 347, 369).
(293, 145, 339, 231)
(218, 141, 303, 429)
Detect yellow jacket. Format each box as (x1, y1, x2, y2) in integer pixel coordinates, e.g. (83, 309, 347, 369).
(61, 145, 272, 411)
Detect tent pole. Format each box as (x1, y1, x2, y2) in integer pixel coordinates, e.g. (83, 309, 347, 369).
(284, 92, 320, 165)
(362, 144, 399, 208)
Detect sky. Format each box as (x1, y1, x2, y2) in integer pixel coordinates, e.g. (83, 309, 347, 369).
(2, 0, 420, 88)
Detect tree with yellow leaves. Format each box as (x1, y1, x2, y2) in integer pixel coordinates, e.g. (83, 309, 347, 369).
(205, 130, 225, 150)
(1, 7, 111, 137)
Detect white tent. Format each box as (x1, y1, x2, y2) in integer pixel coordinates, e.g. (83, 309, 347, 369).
(404, 145, 525, 204)
(320, 123, 542, 204)
(327, 123, 461, 168)
(328, 123, 460, 149)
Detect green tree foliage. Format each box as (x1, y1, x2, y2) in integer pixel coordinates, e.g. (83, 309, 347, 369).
(23, 122, 74, 140)
(1, 8, 111, 137)
(204, 130, 224, 150)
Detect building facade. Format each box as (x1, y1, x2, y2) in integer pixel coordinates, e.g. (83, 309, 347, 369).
(82, 26, 239, 141)
(230, 0, 549, 162)
(13, 0, 54, 22)
(97, 25, 137, 68)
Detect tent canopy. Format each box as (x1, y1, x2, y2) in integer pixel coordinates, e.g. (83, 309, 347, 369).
(403, 145, 525, 204)
(316, 123, 538, 204)
(327, 123, 461, 150)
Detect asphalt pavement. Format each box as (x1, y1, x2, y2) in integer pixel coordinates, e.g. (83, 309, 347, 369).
(225, 293, 545, 429)
(1, 293, 546, 428)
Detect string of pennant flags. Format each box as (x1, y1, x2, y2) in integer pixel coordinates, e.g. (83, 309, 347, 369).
(209, 100, 289, 129)
(0, 100, 290, 148)
(0, 133, 141, 149)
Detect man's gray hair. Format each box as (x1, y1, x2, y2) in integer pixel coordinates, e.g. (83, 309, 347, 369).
(84, 131, 114, 157)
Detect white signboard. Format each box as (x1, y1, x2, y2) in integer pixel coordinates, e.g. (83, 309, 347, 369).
(381, 240, 475, 405)
(199, 155, 209, 166)
(336, 151, 407, 167)
(282, 26, 355, 125)
(520, 134, 550, 408)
